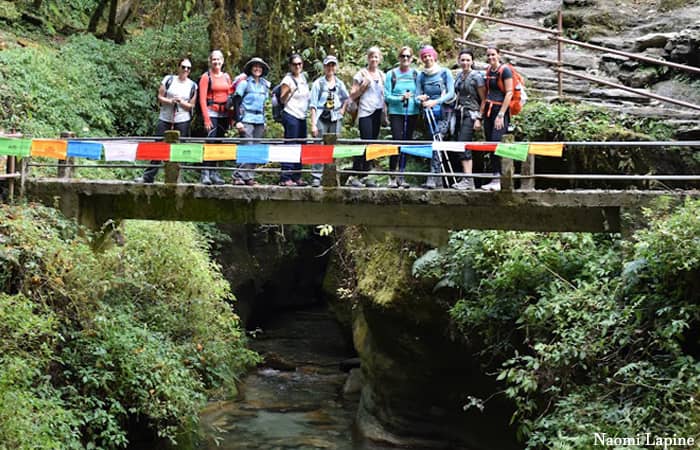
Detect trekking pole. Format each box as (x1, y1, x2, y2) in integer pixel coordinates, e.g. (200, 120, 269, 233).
(424, 108, 448, 176)
(425, 107, 458, 186)
(171, 100, 177, 130)
(401, 91, 409, 172)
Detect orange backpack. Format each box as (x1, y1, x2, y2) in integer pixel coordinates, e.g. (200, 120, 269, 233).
(486, 63, 527, 116)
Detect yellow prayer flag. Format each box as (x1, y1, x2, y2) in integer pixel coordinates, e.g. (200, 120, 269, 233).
(31, 139, 68, 159)
(528, 143, 563, 157)
(365, 144, 398, 161)
(203, 144, 237, 161)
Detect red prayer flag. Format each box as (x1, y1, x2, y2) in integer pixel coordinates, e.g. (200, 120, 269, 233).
(466, 142, 497, 152)
(301, 144, 334, 164)
(136, 142, 171, 161)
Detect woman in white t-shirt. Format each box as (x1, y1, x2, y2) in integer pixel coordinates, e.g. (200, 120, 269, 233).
(348, 46, 385, 187)
(140, 58, 197, 183)
(278, 53, 310, 186)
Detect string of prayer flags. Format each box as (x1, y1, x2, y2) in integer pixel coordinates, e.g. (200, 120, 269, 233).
(365, 144, 398, 161)
(203, 144, 236, 161)
(0, 138, 32, 157)
(269, 145, 301, 163)
(67, 141, 103, 160)
(466, 142, 497, 152)
(136, 142, 170, 161)
(170, 143, 203, 163)
(333, 145, 365, 159)
(433, 142, 466, 152)
(400, 145, 433, 159)
(103, 141, 137, 161)
(236, 144, 269, 164)
(301, 145, 334, 164)
(495, 143, 529, 161)
(529, 142, 564, 157)
(31, 139, 67, 159)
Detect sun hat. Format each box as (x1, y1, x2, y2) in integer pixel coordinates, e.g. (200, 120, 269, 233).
(323, 55, 338, 65)
(243, 57, 270, 77)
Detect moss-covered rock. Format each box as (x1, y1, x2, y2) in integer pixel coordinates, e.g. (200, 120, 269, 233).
(325, 227, 518, 448)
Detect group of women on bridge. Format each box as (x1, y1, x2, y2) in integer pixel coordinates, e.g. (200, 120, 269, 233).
(144, 45, 515, 191)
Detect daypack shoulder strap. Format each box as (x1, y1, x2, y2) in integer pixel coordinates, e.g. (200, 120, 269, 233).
(165, 75, 174, 91)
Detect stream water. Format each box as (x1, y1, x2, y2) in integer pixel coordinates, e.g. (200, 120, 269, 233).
(196, 305, 391, 450)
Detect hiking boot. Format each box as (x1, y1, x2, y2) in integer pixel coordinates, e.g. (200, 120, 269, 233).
(421, 177, 437, 190)
(387, 177, 399, 189)
(134, 176, 154, 184)
(481, 179, 501, 191)
(397, 176, 410, 189)
(200, 170, 212, 185)
(210, 171, 225, 185)
(346, 176, 363, 188)
(362, 177, 376, 188)
(311, 178, 321, 188)
(452, 178, 475, 190)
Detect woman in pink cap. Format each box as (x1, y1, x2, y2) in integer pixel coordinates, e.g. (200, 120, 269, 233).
(415, 45, 455, 189)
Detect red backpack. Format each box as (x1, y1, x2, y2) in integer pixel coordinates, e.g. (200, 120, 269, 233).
(486, 63, 527, 116)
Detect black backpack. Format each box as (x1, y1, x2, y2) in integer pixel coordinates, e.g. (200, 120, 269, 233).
(271, 74, 299, 123)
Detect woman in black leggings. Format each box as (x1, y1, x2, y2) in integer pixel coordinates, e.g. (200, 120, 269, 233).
(480, 46, 513, 191)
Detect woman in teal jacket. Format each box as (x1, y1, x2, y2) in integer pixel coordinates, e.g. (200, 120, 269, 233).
(384, 46, 419, 188)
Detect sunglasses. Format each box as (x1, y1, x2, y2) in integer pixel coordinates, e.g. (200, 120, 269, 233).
(291, 62, 303, 66)
(180, 66, 191, 70)
(399, 54, 412, 59)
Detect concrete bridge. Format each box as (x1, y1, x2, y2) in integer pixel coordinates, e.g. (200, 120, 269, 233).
(22, 178, 698, 238)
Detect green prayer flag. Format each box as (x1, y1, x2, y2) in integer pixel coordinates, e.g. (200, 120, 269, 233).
(495, 143, 529, 162)
(170, 143, 203, 163)
(0, 138, 32, 157)
(333, 145, 365, 159)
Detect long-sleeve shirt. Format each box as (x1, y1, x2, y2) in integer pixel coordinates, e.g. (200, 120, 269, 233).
(198, 71, 232, 124)
(415, 68, 455, 106)
(236, 77, 270, 125)
(309, 76, 349, 123)
(384, 67, 419, 116)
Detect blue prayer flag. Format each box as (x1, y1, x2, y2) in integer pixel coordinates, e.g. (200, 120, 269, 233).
(400, 145, 433, 159)
(67, 141, 103, 160)
(236, 144, 269, 164)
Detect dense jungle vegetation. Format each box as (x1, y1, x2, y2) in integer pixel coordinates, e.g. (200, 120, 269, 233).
(414, 199, 700, 448)
(1, 0, 699, 449)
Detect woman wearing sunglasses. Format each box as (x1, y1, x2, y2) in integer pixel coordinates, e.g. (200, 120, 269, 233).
(384, 46, 419, 188)
(139, 58, 197, 183)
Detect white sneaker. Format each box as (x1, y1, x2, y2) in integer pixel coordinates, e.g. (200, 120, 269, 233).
(481, 179, 501, 191)
(452, 178, 475, 190)
(387, 177, 399, 188)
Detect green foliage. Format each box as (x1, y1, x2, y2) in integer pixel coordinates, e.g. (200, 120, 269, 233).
(418, 200, 700, 448)
(0, 293, 83, 450)
(308, 2, 426, 69)
(0, 17, 209, 138)
(0, 205, 259, 448)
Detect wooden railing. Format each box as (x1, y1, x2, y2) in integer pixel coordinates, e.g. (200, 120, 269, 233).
(454, 2, 700, 111)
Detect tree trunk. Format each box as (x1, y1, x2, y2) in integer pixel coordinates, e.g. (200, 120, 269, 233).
(209, 0, 245, 70)
(106, 0, 118, 39)
(88, 0, 109, 33)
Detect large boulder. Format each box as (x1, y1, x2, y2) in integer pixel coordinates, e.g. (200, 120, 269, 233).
(326, 230, 519, 449)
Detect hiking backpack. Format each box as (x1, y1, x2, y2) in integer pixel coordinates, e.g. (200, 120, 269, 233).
(195, 70, 233, 118)
(487, 63, 527, 116)
(417, 68, 457, 110)
(226, 73, 255, 121)
(271, 74, 299, 123)
(390, 68, 418, 92)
